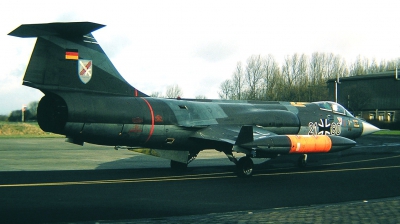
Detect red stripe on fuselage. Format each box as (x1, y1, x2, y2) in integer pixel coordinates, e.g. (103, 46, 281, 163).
(141, 98, 154, 143)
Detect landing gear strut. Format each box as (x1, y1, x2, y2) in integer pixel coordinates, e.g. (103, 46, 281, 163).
(223, 150, 254, 177)
(297, 154, 307, 168)
(236, 156, 254, 177)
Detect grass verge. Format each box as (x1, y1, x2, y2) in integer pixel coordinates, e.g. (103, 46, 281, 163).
(0, 122, 62, 138)
(373, 130, 400, 136)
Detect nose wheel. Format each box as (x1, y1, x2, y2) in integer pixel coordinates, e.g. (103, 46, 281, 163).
(236, 156, 254, 177)
(297, 154, 308, 168)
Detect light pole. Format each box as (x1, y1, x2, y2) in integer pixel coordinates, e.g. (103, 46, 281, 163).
(334, 75, 341, 103)
(21, 105, 26, 122)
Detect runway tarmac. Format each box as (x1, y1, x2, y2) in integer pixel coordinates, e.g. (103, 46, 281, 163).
(0, 135, 400, 223)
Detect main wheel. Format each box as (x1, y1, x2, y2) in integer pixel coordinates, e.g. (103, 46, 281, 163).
(170, 160, 188, 170)
(236, 156, 254, 177)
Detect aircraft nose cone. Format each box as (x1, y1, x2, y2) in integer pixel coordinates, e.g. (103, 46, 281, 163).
(361, 121, 380, 136)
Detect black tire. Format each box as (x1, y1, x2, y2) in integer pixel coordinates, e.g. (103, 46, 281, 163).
(170, 160, 188, 170)
(236, 156, 254, 177)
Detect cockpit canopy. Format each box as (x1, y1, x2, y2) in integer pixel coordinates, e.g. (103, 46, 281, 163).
(313, 101, 354, 117)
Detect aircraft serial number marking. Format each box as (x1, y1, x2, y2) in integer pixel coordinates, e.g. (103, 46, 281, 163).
(308, 119, 341, 136)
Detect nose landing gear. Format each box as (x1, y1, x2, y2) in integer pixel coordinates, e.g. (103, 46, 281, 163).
(297, 154, 308, 168)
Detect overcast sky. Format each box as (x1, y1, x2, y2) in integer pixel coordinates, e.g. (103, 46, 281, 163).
(1, 0, 400, 115)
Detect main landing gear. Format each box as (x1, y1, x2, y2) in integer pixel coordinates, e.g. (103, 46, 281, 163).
(169, 154, 255, 177)
(236, 156, 254, 177)
(224, 151, 254, 177)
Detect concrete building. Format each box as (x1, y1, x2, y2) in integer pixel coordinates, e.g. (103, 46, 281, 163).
(327, 70, 400, 130)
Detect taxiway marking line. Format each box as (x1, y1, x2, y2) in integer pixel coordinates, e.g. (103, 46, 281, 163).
(0, 172, 235, 188)
(1, 165, 400, 188)
(322, 154, 400, 166)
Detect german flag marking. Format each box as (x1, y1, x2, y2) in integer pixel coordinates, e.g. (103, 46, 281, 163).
(65, 49, 78, 60)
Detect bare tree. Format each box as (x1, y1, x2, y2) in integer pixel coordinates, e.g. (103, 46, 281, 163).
(281, 53, 308, 100)
(378, 58, 400, 72)
(218, 79, 232, 99)
(281, 54, 296, 87)
(195, 95, 207, 99)
(27, 101, 39, 118)
(368, 58, 380, 74)
(298, 53, 309, 84)
(245, 55, 264, 100)
(231, 62, 245, 100)
(165, 84, 183, 98)
(219, 52, 399, 103)
(261, 54, 280, 100)
(349, 55, 368, 76)
(332, 55, 349, 79)
(309, 52, 323, 85)
(307, 52, 348, 101)
(150, 91, 163, 98)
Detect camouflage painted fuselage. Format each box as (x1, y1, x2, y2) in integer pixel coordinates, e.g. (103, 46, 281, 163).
(37, 93, 364, 152)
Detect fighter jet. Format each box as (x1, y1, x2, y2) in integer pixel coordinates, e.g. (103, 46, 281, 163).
(9, 22, 380, 177)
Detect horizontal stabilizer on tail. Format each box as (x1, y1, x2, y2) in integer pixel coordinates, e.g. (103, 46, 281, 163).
(8, 22, 105, 38)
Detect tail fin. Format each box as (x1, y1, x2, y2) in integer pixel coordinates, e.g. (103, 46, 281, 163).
(8, 22, 148, 97)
